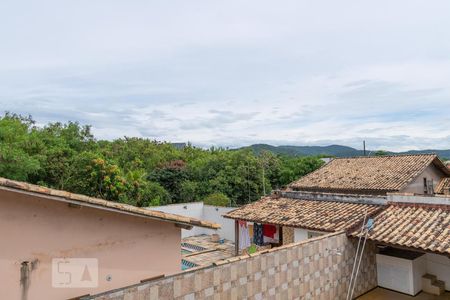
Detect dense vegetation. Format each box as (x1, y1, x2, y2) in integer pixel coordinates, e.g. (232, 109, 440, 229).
(0, 113, 324, 207)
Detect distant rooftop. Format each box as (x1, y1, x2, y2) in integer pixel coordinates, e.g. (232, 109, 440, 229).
(436, 177, 450, 194)
(224, 195, 382, 232)
(289, 154, 450, 195)
(351, 202, 450, 255)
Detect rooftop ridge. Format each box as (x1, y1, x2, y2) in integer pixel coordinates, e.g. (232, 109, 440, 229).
(388, 201, 450, 211)
(329, 153, 438, 160)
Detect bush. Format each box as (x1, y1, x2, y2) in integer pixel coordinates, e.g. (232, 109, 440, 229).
(203, 192, 230, 207)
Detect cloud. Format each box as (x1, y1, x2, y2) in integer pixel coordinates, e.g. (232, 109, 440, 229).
(1, 0, 450, 151)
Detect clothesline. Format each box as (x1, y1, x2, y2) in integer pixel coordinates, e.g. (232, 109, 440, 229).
(237, 220, 280, 250)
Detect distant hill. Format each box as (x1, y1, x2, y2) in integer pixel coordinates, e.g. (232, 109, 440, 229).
(401, 149, 450, 159)
(241, 144, 450, 159)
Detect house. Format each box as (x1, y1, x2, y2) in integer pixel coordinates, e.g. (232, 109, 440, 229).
(224, 194, 450, 297)
(222, 154, 450, 297)
(289, 154, 450, 195)
(224, 194, 383, 254)
(0, 177, 219, 300)
(350, 201, 450, 296)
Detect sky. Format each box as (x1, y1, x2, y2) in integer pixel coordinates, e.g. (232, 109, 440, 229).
(1, 1, 450, 151)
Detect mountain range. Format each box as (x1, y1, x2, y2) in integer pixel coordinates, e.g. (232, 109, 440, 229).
(240, 144, 450, 159)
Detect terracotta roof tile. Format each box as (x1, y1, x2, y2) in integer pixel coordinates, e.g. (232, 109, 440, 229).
(350, 203, 450, 254)
(224, 196, 382, 232)
(436, 177, 450, 194)
(0, 177, 220, 230)
(290, 154, 449, 195)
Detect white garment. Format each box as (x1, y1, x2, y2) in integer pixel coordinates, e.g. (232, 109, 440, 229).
(239, 222, 251, 250)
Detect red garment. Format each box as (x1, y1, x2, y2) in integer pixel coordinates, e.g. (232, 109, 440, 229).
(238, 220, 247, 227)
(263, 224, 276, 238)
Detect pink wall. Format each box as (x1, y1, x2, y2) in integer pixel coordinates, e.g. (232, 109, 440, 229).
(0, 189, 181, 300)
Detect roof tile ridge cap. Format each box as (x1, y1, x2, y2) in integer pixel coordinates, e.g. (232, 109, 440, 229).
(0, 177, 46, 191)
(331, 153, 437, 160)
(0, 177, 220, 227)
(389, 201, 450, 211)
(431, 156, 450, 176)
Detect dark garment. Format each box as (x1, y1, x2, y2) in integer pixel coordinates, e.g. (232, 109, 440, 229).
(253, 223, 264, 246)
(263, 224, 277, 238)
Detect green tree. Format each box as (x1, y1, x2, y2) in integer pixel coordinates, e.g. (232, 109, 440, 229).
(203, 192, 230, 207)
(0, 113, 40, 180)
(0, 112, 325, 207)
(374, 150, 388, 156)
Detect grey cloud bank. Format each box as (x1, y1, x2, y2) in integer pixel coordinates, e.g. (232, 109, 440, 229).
(1, 0, 450, 151)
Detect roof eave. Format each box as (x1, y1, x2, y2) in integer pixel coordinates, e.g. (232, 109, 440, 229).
(0, 185, 220, 230)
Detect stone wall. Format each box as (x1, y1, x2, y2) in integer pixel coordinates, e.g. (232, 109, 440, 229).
(84, 232, 377, 300)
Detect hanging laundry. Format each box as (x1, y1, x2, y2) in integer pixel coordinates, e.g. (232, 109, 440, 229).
(263, 224, 277, 238)
(238, 221, 251, 250)
(253, 223, 264, 246)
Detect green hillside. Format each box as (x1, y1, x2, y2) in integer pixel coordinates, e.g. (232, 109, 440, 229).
(242, 144, 450, 159)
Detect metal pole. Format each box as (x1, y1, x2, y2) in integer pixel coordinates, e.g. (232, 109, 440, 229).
(235, 220, 239, 256)
(349, 235, 369, 300)
(346, 210, 367, 300)
(262, 166, 266, 196)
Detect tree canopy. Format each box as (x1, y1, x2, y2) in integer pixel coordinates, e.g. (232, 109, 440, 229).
(0, 113, 324, 207)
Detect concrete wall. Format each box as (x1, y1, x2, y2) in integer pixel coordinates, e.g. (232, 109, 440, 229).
(148, 202, 235, 240)
(84, 232, 378, 300)
(281, 190, 387, 205)
(0, 189, 181, 300)
(203, 205, 235, 241)
(388, 193, 450, 205)
(294, 228, 326, 243)
(149, 202, 205, 237)
(426, 253, 450, 290)
(402, 164, 446, 194)
(294, 228, 309, 242)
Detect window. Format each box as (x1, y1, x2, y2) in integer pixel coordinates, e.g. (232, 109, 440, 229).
(423, 178, 434, 194)
(307, 231, 323, 239)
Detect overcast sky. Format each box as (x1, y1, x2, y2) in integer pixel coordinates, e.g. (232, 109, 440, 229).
(1, 1, 450, 151)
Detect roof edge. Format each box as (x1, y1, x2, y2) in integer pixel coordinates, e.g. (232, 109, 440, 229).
(0, 177, 220, 230)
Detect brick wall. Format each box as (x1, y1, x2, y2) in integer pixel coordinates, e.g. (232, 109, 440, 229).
(84, 232, 377, 300)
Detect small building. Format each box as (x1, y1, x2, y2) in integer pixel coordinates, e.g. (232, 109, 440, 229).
(0, 177, 219, 300)
(224, 194, 382, 255)
(289, 154, 450, 195)
(350, 202, 450, 296)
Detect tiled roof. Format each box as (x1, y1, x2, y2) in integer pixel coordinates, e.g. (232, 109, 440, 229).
(289, 154, 450, 195)
(224, 196, 382, 232)
(0, 177, 220, 230)
(436, 177, 450, 194)
(351, 203, 450, 254)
